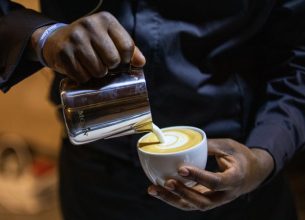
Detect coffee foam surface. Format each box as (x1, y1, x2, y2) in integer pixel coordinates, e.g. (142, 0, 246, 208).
(138, 128, 202, 153)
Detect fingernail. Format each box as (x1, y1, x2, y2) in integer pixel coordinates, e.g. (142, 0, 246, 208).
(148, 187, 158, 196)
(164, 181, 175, 191)
(131, 48, 146, 67)
(178, 168, 189, 177)
(138, 50, 145, 61)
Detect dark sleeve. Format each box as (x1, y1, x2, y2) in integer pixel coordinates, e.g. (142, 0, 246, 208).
(0, 0, 56, 92)
(245, 0, 305, 176)
(246, 46, 305, 175)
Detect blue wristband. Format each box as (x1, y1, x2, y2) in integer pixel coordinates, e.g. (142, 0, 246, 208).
(37, 23, 67, 67)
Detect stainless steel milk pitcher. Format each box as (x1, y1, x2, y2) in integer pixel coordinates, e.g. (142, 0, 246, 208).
(60, 66, 153, 145)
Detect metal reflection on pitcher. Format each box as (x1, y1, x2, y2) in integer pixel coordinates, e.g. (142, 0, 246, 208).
(60, 67, 153, 145)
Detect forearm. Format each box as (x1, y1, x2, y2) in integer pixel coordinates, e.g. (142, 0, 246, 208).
(246, 46, 305, 177)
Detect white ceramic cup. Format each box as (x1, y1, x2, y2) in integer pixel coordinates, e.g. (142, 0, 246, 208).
(137, 126, 208, 187)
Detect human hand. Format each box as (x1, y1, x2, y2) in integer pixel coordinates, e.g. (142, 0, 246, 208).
(147, 139, 274, 211)
(30, 11, 145, 82)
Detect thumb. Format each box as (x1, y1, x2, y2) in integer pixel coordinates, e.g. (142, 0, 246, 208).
(131, 46, 146, 67)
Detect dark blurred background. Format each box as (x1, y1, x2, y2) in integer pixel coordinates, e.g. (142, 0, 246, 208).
(0, 1, 304, 220)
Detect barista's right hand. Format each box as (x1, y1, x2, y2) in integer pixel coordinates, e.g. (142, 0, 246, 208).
(30, 11, 146, 83)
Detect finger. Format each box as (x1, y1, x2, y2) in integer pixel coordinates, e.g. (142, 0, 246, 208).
(71, 30, 108, 78)
(131, 46, 146, 67)
(76, 57, 98, 82)
(168, 180, 235, 211)
(207, 139, 237, 171)
(165, 180, 214, 211)
(107, 18, 135, 63)
(148, 185, 196, 211)
(178, 166, 234, 191)
(75, 44, 108, 78)
(198, 191, 238, 209)
(215, 155, 232, 171)
(202, 190, 236, 207)
(71, 58, 92, 83)
(59, 48, 91, 83)
(192, 184, 210, 194)
(90, 31, 121, 70)
(80, 15, 121, 69)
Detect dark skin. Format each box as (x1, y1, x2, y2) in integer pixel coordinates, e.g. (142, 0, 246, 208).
(29, 11, 274, 212)
(30, 11, 146, 82)
(148, 139, 274, 211)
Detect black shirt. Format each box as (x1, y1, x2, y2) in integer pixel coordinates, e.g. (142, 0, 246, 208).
(1, 0, 305, 176)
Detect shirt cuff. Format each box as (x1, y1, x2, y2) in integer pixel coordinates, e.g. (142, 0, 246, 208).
(246, 123, 294, 178)
(0, 9, 56, 92)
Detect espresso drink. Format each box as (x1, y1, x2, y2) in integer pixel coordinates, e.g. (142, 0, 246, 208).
(138, 126, 203, 153)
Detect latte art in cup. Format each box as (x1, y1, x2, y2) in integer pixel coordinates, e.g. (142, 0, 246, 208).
(138, 127, 203, 153)
(137, 126, 207, 186)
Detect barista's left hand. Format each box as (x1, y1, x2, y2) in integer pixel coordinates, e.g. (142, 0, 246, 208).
(147, 139, 274, 211)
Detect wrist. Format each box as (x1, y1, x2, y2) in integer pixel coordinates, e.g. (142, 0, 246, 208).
(28, 23, 67, 65)
(251, 148, 275, 180)
(37, 23, 67, 66)
(27, 25, 53, 61)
